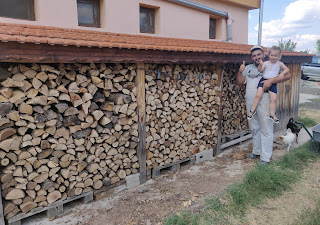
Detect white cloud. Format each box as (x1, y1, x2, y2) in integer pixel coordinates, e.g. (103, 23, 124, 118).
(294, 34, 320, 51)
(262, 35, 320, 52)
(255, 0, 320, 52)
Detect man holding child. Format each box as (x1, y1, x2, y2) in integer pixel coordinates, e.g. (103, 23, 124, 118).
(236, 46, 291, 165)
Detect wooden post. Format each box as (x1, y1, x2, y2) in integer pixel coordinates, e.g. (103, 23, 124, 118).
(274, 63, 300, 132)
(136, 63, 147, 183)
(0, 186, 5, 225)
(293, 64, 301, 121)
(215, 64, 224, 156)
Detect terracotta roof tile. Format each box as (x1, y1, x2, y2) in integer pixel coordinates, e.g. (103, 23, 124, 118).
(0, 33, 17, 42)
(0, 22, 312, 58)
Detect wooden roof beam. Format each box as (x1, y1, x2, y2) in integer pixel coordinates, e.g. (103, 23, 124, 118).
(0, 42, 311, 65)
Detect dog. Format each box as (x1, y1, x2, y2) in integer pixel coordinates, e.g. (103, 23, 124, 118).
(287, 118, 301, 143)
(277, 128, 296, 152)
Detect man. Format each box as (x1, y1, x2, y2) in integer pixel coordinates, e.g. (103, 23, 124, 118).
(236, 46, 291, 165)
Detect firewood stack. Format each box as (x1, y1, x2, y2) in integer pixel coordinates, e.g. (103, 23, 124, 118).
(144, 64, 220, 170)
(0, 63, 139, 219)
(221, 64, 248, 135)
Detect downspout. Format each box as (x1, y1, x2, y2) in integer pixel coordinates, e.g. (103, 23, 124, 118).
(166, 0, 231, 41)
(166, 0, 228, 18)
(227, 15, 233, 42)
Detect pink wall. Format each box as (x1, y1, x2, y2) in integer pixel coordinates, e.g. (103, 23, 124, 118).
(0, 0, 250, 44)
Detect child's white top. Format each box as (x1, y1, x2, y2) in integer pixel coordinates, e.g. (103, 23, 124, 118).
(263, 61, 280, 79)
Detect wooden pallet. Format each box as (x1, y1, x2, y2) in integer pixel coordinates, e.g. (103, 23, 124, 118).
(221, 130, 252, 150)
(7, 191, 93, 225)
(152, 156, 196, 178)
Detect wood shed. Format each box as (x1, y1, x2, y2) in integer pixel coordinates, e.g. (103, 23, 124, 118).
(0, 23, 312, 221)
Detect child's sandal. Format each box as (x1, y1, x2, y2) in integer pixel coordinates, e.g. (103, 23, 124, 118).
(270, 115, 279, 124)
(247, 110, 256, 120)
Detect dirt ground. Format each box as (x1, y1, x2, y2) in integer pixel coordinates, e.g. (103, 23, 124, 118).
(23, 80, 320, 225)
(26, 146, 253, 225)
(25, 134, 308, 225)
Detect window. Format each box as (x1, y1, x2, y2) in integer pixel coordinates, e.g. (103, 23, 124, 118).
(140, 7, 155, 34)
(77, 0, 100, 27)
(209, 18, 216, 39)
(0, 0, 34, 20)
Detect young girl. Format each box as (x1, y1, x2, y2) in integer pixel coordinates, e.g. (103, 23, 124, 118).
(247, 46, 289, 123)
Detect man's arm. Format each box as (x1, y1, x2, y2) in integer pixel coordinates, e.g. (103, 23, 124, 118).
(261, 72, 291, 91)
(236, 60, 246, 86)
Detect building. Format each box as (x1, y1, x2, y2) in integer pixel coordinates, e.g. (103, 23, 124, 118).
(0, 0, 259, 44)
(0, 1, 312, 224)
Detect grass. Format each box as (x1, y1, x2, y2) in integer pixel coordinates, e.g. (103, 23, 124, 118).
(293, 199, 320, 225)
(298, 109, 320, 127)
(164, 142, 319, 225)
(165, 212, 199, 225)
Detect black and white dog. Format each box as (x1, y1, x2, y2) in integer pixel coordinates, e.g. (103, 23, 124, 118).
(277, 128, 296, 152)
(286, 118, 301, 143)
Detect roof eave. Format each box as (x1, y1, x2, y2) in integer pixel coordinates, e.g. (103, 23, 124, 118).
(0, 42, 312, 65)
(218, 0, 260, 10)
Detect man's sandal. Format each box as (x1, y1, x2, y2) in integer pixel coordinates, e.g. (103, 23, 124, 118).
(270, 115, 279, 124)
(247, 110, 256, 120)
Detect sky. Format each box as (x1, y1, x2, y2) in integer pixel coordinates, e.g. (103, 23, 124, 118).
(248, 0, 320, 53)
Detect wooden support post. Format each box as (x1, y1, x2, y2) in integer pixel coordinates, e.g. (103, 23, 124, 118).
(136, 63, 147, 184)
(292, 64, 300, 121)
(0, 185, 5, 225)
(215, 64, 224, 156)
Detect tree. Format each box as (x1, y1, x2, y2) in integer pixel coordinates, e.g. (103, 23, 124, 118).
(316, 39, 320, 53)
(278, 38, 297, 51)
(300, 49, 310, 54)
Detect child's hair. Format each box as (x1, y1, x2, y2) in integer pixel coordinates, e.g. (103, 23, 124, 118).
(268, 46, 282, 56)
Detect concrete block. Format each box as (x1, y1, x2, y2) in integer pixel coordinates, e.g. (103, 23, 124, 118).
(9, 221, 21, 225)
(195, 149, 213, 164)
(83, 192, 94, 203)
(126, 173, 141, 189)
(152, 167, 161, 178)
(47, 205, 63, 218)
(170, 163, 180, 172)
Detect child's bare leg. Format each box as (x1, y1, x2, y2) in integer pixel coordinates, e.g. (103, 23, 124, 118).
(249, 87, 264, 117)
(269, 91, 278, 119)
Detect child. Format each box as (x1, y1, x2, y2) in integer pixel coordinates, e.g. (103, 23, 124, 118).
(247, 46, 289, 123)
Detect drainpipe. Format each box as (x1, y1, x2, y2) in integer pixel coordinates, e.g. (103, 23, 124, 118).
(258, 0, 264, 46)
(166, 0, 228, 18)
(227, 15, 233, 42)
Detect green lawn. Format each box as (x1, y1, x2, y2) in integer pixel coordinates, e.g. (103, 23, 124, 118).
(298, 109, 320, 127)
(164, 143, 320, 225)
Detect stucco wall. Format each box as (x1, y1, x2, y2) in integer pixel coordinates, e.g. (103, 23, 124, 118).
(0, 0, 249, 44)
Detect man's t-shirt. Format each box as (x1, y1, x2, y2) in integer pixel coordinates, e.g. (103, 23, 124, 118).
(242, 64, 263, 100)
